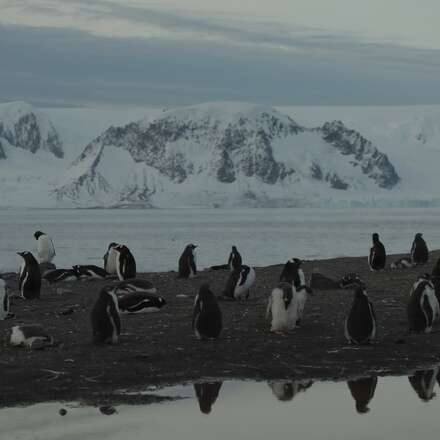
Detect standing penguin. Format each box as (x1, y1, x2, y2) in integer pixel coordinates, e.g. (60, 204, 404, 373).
(228, 246, 242, 271)
(17, 251, 41, 299)
(192, 284, 222, 340)
(34, 231, 56, 264)
(431, 258, 440, 303)
(411, 233, 429, 265)
(266, 282, 298, 334)
(347, 376, 378, 414)
(114, 245, 136, 281)
(345, 285, 376, 344)
(178, 244, 197, 278)
(91, 286, 121, 344)
(407, 275, 439, 334)
(368, 233, 386, 271)
(0, 278, 14, 320)
(222, 265, 256, 300)
(103, 242, 119, 274)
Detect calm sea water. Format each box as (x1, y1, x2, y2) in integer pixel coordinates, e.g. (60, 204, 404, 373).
(2, 372, 440, 440)
(1, 208, 440, 272)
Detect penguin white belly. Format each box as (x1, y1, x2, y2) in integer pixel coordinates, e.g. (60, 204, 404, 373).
(10, 326, 26, 346)
(269, 290, 297, 332)
(105, 248, 118, 274)
(234, 267, 256, 299)
(37, 236, 55, 263)
(295, 289, 308, 321)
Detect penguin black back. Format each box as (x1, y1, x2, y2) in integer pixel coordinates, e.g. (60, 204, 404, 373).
(407, 276, 438, 333)
(345, 286, 376, 344)
(280, 258, 303, 289)
(193, 284, 222, 339)
(17, 251, 41, 299)
(178, 244, 197, 278)
(228, 246, 242, 271)
(115, 245, 136, 280)
(411, 233, 428, 265)
(91, 286, 121, 344)
(369, 233, 386, 271)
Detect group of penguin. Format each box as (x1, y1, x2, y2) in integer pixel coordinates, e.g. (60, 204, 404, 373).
(1, 230, 439, 349)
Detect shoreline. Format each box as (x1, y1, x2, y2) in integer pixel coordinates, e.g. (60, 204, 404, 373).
(1, 250, 440, 407)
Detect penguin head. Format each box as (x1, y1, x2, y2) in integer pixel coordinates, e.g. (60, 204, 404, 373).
(354, 286, 367, 298)
(372, 233, 379, 242)
(415, 233, 423, 240)
(232, 246, 238, 253)
(17, 251, 32, 260)
(34, 231, 45, 240)
(108, 242, 118, 250)
(289, 258, 302, 267)
(187, 244, 197, 250)
(99, 285, 117, 303)
(198, 283, 214, 300)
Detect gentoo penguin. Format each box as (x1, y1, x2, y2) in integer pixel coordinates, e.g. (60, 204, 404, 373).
(411, 233, 429, 265)
(43, 268, 79, 284)
(431, 258, 440, 302)
(10, 324, 53, 349)
(118, 292, 166, 314)
(114, 244, 136, 281)
(228, 246, 242, 271)
(0, 278, 14, 320)
(91, 286, 121, 344)
(368, 233, 386, 271)
(222, 265, 256, 300)
(112, 279, 157, 297)
(268, 380, 313, 402)
(279, 258, 312, 326)
(266, 282, 297, 334)
(103, 242, 119, 275)
(407, 275, 439, 333)
(347, 376, 378, 414)
(345, 286, 376, 344)
(17, 251, 41, 299)
(194, 382, 223, 414)
(178, 244, 197, 278)
(34, 231, 56, 264)
(390, 257, 414, 270)
(339, 273, 365, 289)
(192, 284, 222, 340)
(408, 369, 438, 402)
(73, 265, 108, 279)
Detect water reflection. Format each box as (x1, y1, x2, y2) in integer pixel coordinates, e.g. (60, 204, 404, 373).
(408, 368, 439, 402)
(193, 382, 223, 414)
(347, 376, 378, 414)
(268, 380, 313, 402)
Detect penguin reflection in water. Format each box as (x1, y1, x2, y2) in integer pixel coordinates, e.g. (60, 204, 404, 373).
(347, 376, 378, 414)
(91, 286, 121, 344)
(17, 251, 41, 299)
(178, 244, 197, 278)
(268, 380, 313, 402)
(192, 284, 222, 340)
(0, 278, 14, 320)
(266, 283, 297, 335)
(193, 382, 223, 414)
(408, 369, 438, 402)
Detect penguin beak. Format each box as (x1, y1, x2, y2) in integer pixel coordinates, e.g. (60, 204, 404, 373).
(16, 252, 23, 256)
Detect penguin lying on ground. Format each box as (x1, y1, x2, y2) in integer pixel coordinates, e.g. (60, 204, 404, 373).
(390, 258, 414, 270)
(112, 279, 157, 297)
(73, 265, 109, 279)
(17, 251, 41, 299)
(34, 231, 56, 264)
(118, 292, 166, 314)
(222, 265, 256, 300)
(43, 268, 79, 284)
(266, 282, 297, 334)
(368, 233, 386, 271)
(178, 244, 197, 278)
(192, 284, 222, 340)
(91, 286, 121, 344)
(10, 324, 53, 349)
(411, 233, 429, 265)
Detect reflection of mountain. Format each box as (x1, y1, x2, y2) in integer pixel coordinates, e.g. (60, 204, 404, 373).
(408, 369, 438, 402)
(347, 376, 378, 414)
(268, 380, 313, 402)
(194, 381, 223, 414)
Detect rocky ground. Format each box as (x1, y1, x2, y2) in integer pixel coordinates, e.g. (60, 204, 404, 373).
(1, 250, 440, 408)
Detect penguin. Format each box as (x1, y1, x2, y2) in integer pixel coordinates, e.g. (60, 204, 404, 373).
(42, 268, 79, 284)
(407, 275, 439, 334)
(103, 242, 119, 274)
(228, 246, 242, 271)
(73, 265, 109, 279)
(408, 369, 438, 402)
(178, 244, 197, 278)
(279, 258, 312, 326)
(268, 380, 313, 402)
(0, 278, 14, 320)
(339, 273, 364, 289)
(194, 382, 223, 414)
(91, 286, 121, 344)
(431, 258, 440, 303)
(34, 231, 56, 264)
(390, 257, 414, 270)
(266, 282, 297, 334)
(345, 286, 376, 344)
(118, 292, 166, 314)
(411, 233, 429, 265)
(114, 245, 136, 281)
(222, 265, 256, 300)
(112, 279, 157, 297)
(347, 376, 378, 414)
(17, 251, 41, 299)
(192, 284, 222, 340)
(368, 233, 386, 271)
(10, 324, 53, 349)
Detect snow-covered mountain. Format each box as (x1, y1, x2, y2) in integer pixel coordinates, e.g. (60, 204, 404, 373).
(1, 101, 440, 208)
(53, 103, 399, 208)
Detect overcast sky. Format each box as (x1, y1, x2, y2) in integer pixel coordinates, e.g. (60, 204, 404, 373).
(1, 0, 439, 107)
